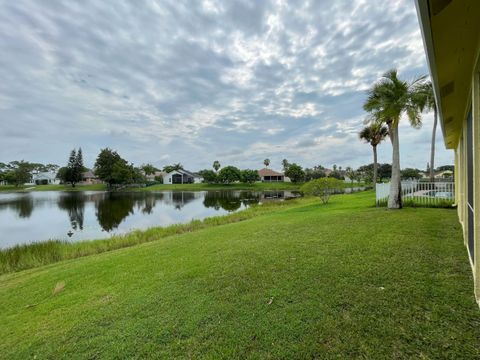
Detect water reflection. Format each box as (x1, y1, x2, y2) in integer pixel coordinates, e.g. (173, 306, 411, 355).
(96, 193, 135, 231)
(203, 191, 263, 212)
(58, 193, 85, 230)
(0, 190, 301, 249)
(0, 194, 35, 218)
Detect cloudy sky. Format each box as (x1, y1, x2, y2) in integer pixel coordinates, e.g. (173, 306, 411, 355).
(0, 0, 453, 171)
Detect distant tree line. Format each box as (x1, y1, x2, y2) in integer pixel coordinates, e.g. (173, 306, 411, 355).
(1, 150, 454, 189)
(0, 161, 59, 187)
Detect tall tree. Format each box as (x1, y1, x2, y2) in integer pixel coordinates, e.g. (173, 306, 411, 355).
(263, 158, 270, 168)
(62, 148, 84, 187)
(281, 159, 289, 171)
(94, 148, 123, 186)
(213, 160, 221, 172)
(359, 123, 388, 185)
(363, 69, 427, 209)
(421, 81, 438, 181)
(75, 147, 84, 178)
(66, 149, 77, 187)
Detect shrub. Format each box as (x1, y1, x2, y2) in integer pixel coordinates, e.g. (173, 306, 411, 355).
(217, 166, 241, 184)
(240, 169, 260, 184)
(199, 169, 218, 184)
(285, 163, 305, 183)
(300, 178, 343, 204)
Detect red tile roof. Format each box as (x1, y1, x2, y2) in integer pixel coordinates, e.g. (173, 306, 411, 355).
(258, 168, 284, 177)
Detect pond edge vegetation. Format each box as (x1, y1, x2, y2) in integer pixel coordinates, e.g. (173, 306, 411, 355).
(0, 198, 302, 275)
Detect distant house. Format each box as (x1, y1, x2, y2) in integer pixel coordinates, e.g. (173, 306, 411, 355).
(420, 170, 454, 180)
(81, 171, 102, 184)
(163, 169, 202, 184)
(258, 168, 287, 182)
(323, 169, 333, 177)
(32, 171, 60, 185)
(145, 171, 166, 182)
(434, 170, 453, 179)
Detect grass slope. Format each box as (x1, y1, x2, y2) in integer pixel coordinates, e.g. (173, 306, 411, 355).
(1, 192, 479, 359)
(0, 184, 107, 192)
(0, 200, 297, 274)
(137, 182, 303, 191)
(139, 182, 366, 192)
(0, 182, 365, 193)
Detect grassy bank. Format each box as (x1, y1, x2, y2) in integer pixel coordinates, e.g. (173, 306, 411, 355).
(140, 182, 302, 191)
(139, 182, 367, 192)
(0, 199, 299, 274)
(1, 191, 479, 358)
(0, 182, 367, 193)
(0, 184, 107, 192)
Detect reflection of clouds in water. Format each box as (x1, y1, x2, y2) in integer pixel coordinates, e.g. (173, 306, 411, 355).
(0, 190, 293, 248)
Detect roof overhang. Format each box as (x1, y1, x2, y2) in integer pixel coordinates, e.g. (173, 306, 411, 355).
(415, 0, 480, 149)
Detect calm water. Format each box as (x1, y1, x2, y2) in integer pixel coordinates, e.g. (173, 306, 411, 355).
(0, 190, 299, 249)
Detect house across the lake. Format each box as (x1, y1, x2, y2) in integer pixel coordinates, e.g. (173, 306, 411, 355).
(163, 169, 203, 184)
(31, 171, 60, 185)
(81, 171, 102, 184)
(258, 168, 289, 182)
(416, 0, 480, 303)
(144, 171, 166, 182)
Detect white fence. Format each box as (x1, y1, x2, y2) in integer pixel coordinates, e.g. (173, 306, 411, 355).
(376, 181, 455, 206)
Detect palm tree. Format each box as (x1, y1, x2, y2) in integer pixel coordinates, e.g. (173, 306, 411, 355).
(173, 163, 183, 171)
(213, 160, 221, 172)
(359, 123, 389, 185)
(363, 69, 427, 209)
(263, 158, 270, 168)
(420, 81, 437, 181)
(281, 159, 289, 171)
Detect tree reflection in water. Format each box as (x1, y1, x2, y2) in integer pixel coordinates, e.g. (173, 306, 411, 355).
(203, 191, 261, 212)
(1, 190, 297, 247)
(57, 192, 86, 230)
(0, 194, 35, 218)
(95, 193, 135, 231)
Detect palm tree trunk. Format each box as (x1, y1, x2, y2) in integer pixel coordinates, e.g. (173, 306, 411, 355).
(429, 106, 438, 182)
(388, 124, 402, 209)
(372, 145, 378, 185)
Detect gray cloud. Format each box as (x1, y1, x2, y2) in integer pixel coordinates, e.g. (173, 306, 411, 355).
(0, 0, 453, 170)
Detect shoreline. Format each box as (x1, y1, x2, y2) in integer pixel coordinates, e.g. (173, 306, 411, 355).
(0, 196, 305, 275)
(0, 181, 366, 193)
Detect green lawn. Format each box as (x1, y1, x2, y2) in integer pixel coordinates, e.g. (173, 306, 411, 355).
(0, 182, 366, 193)
(1, 191, 479, 359)
(0, 184, 30, 192)
(138, 182, 303, 191)
(0, 184, 108, 192)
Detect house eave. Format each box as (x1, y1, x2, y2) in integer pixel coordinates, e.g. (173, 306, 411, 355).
(415, 0, 480, 150)
(414, 0, 449, 148)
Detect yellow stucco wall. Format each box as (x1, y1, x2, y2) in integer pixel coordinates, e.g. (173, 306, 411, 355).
(454, 58, 480, 303)
(473, 67, 480, 300)
(416, 0, 480, 304)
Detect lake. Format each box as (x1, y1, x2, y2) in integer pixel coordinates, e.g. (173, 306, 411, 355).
(0, 190, 300, 249)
